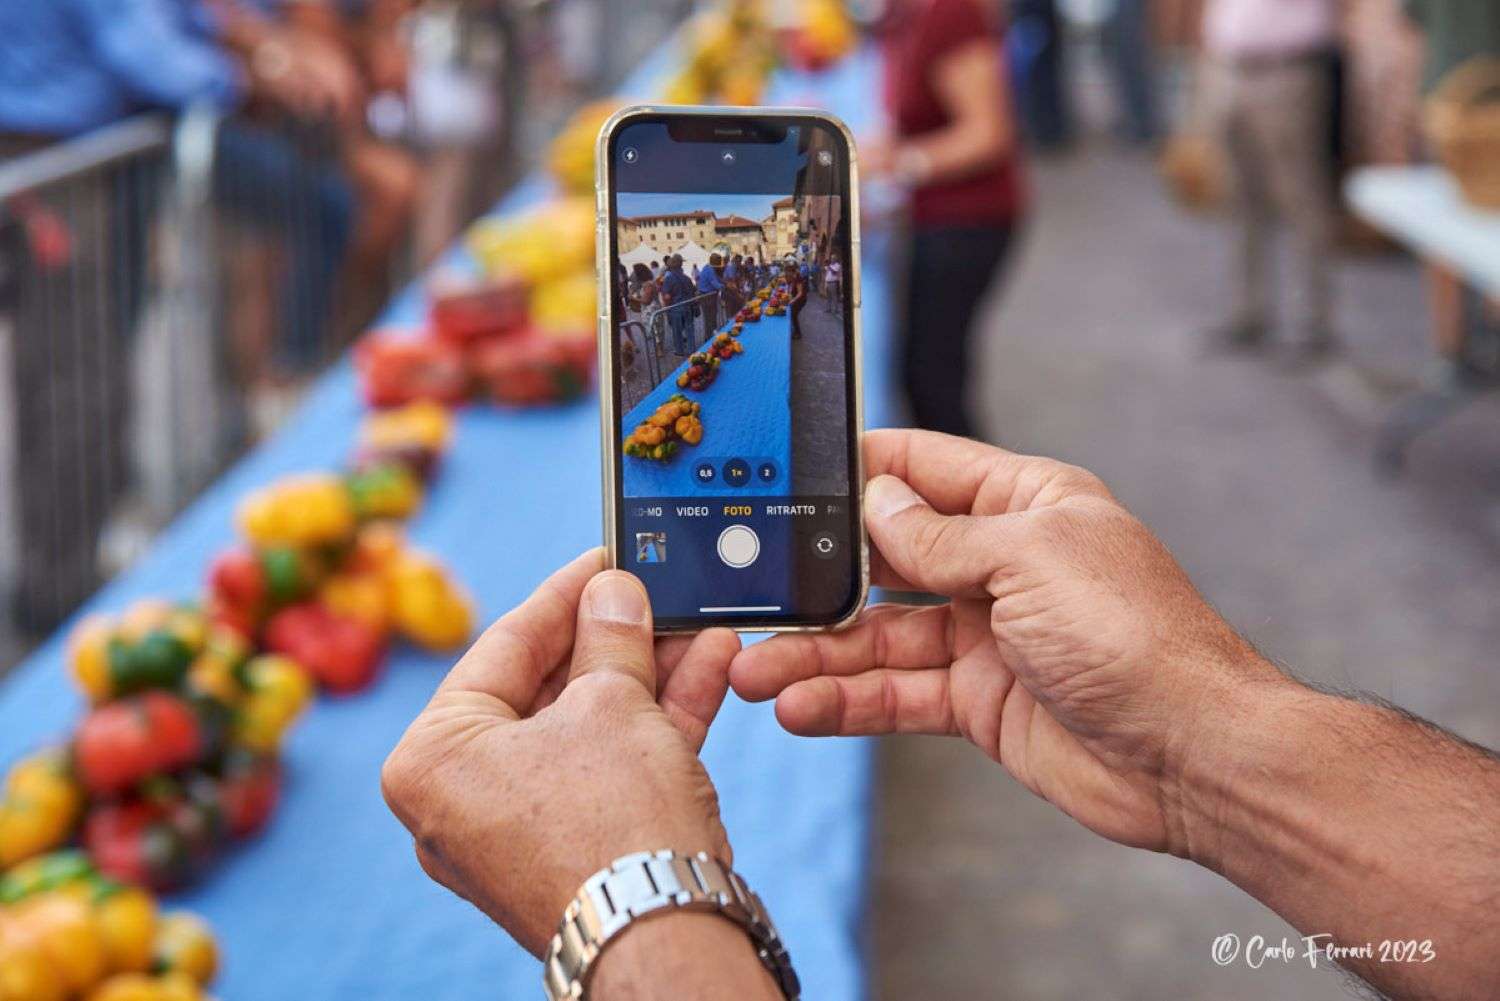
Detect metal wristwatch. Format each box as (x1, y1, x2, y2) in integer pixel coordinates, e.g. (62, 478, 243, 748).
(541, 850, 799, 1000)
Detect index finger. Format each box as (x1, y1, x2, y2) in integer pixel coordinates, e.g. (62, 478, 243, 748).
(863, 429, 1108, 516)
(435, 548, 605, 716)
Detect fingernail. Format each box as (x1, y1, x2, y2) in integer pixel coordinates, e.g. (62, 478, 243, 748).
(866, 475, 921, 520)
(588, 574, 648, 625)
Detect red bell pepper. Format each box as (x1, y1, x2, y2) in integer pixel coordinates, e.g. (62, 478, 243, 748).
(83, 774, 223, 892)
(355, 332, 470, 408)
(264, 602, 386, 694)
(470, 330, 594, 406)
(73, 692, 204, 796)
(206, 545, 321, 635)
(217, 750, 282, 839)
(428, 273, 529, 345)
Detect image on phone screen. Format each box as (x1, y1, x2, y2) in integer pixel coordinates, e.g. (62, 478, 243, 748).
(605, 114, 862, 630)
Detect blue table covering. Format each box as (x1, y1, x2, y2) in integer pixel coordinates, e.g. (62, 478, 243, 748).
(0, 43, 894, 1001)
(621, 313, 791, 498)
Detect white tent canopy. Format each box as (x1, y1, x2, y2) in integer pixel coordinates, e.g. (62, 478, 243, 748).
(673, 240, 712, 270)
(619, 244, 658, 268)
(619, 240, 713, 272)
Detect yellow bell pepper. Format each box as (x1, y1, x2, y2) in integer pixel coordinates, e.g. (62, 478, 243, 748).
(0, 918, 65, 1001)
(0, 754, 82, 870)
(14, 893, 107, 994)
(386, 554, 473, 651)
(68, 617, 113, 704)
(319, 573, 391, 634)
(232, 656, 313, 754)
(236, 474, 356, 549)
(92, 888, 157, 976)
(85, 971, 203, 1001)
(150, 914, 217, 986)
(344, 465, 422, 523)
(358, 400, 452, 456)
(547, 101, 624, 194)
(185, 626, 252, 707)
(467, 198, 594, 285)
(348, 522, 406, 577)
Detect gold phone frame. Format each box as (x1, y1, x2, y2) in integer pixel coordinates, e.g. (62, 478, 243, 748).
(594, 104, 869, 634)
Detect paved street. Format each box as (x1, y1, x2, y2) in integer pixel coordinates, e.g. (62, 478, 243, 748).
(871, 144, 1500, 1001)
(791, 285, 851, 495)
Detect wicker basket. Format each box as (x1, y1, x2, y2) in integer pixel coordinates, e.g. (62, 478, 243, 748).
(1423, 57, 1500, 210)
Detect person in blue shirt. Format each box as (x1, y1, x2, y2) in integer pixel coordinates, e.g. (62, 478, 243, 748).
(696, 253, 724, 295)
(0, 0, 240, 138)
(658, 255, 699, 357)
(722, 253, 748, 315)
(696, 253, 724, 333)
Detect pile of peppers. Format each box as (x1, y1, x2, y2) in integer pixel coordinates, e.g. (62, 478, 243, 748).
(0, 401, 474, 999)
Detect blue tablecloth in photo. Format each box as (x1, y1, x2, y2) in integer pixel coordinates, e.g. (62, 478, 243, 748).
(0, 43, 895, 1001)
(621, 313, 791, 497)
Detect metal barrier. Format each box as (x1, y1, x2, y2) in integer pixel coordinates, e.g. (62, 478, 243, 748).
(0, 108, 241, 642)
(1, 115, 180, 637)
(620, 287, 744, 412)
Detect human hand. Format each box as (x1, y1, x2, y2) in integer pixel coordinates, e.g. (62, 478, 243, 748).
(731, 430, 1283, 855)
(250, 29, 364, 127)
(383, 550, 740, 955)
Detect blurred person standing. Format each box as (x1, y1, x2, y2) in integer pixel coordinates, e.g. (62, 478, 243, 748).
(658, 255, 696, 357)
(824, 255, 842, 313)
(1203, 0, 1340, 361)
(869, 0, 1025, 439)
(782, 261, 808, 341)
(629, 262, 658, 318)
(1102, 0, 1161, 145)
(721, 254, 744, 315)
(1010, 0, 1073, 150)
(697, 252, 724, 333)
(273, 0, 422, 322)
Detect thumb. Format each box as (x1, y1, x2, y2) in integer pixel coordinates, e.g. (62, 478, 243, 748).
(864, 475, 1011, 599)
(567, 570, 657, 694)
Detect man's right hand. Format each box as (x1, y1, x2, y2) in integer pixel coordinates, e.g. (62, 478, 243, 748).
(731, 429, 1283, 855)
(735, 429, 1500, 1001)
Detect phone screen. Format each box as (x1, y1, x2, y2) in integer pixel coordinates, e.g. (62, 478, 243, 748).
(605, 113, 862, 630)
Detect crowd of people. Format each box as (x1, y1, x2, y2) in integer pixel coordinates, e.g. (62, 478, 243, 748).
(622, 248, 834, 367)
(0, 0, 434, 631)
(0, 0, 442, 388)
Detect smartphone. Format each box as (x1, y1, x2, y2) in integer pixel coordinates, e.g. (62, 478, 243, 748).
(596, 106, 867, 632)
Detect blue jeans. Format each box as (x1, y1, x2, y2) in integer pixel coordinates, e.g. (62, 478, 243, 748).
(1010, 0, 1073, 149)
(1103, 0, 1159, 144)
(666, 303, 693, 356)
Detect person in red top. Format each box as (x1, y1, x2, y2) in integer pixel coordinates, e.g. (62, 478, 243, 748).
(868, 0, 1025, 439)
(782, 262, 808, 341)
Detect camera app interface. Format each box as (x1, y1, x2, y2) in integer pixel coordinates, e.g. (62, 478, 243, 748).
(608, 118, 857, 627)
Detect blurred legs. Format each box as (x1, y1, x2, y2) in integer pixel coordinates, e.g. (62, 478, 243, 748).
(1217, 58, 1336, 340)
(900, 226, 1013, 439)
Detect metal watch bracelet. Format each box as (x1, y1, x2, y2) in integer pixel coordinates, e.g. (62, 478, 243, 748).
(541, 850, 799, 1000)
